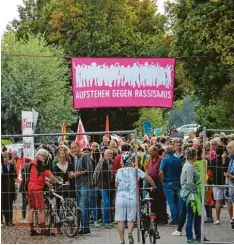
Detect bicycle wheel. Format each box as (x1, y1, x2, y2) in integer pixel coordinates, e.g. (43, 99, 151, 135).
(140, 219, 146, 244)
(61, 198, 79, 237)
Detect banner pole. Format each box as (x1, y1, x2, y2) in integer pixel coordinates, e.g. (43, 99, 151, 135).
(134, 129, 141, 244)
(201, 127, 206, 243)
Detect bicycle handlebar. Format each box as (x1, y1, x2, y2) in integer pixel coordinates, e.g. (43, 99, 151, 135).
(140, 187, 156, 192)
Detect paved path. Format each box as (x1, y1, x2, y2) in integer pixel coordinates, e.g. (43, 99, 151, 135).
(71, 218, 234, 244)
(1, 201, 234, 244)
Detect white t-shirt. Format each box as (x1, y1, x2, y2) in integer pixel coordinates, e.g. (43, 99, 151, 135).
(115, 167, 146, 200)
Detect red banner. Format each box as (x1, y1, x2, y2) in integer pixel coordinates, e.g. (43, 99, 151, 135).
(105, 115, 110, 140)
(75, 118, 89, 150)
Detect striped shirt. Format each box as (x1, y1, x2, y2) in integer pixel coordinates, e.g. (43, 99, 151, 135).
(180, 162, 200, 199)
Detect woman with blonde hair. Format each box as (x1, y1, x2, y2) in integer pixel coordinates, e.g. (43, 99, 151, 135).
(53, 147, 74, 234)
(109, 139, 120, 159)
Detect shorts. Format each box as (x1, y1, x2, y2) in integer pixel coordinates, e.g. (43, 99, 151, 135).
(227, 179, 234, 203)
(213, 187, 229, 200)
(115, 195, 137, 222)
(27, 190, 45, 210)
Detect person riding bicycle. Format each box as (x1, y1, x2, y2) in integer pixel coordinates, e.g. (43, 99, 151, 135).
(115, 151, 156, 244)
(27, 149, 63, 236)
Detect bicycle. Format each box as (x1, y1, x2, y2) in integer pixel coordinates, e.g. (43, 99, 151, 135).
(140, 188, 160, 244)
(34, 183, 79, 237)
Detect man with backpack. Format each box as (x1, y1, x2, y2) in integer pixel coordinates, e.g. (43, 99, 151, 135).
(26, 148, 62, 236)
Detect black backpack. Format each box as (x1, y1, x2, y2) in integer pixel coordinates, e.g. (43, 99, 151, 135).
(20, 162, 37, 193)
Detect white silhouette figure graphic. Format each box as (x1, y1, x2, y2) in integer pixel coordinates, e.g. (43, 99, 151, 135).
(73, 61, 174, 89)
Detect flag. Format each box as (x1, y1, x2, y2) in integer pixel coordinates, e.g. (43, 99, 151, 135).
(105, 115, 110, 140)
(76, 118, 89, 150)
(61, 120, 67, 141)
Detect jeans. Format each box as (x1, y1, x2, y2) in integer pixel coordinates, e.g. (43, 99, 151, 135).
(185, 202, 201, 241)
(163, 181, 181, 223)
(99, 189, 110, 224)
(76, 185, 90, 229)
(89, 187, 98, 222)
(177, 198, 187, 232)
(205, 204, 213, 219)
(22, 193, 28, 219)
(150, 179, 168, 223)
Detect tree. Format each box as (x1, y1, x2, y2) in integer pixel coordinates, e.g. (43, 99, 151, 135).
(134, 108, 167, 133)
(1, 31, 76, 134)
(167, 96, 197, 128)
(11, 0, 170, 131)
(165, 0, 234, 128)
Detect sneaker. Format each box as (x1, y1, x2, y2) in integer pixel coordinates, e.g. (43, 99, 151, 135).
(231, 218, 234, 225)
(103, 224, 111, 229)
(196, 237, 210, 243)
(213, 220, 220, 225)
(22, 219, 28, 224)
(168, 221, 177, 226)
(57, 228, 63, 234)
(204, 218, 213, 223)
(94, 221, 100, 228)
(172, 230, 182, 236)
(30, 230, 40, 236)
(187, 238, 197, 243)
(78, 229, 91, 235)
(128, 233, 134, 244)
(42, 230, 56, 236)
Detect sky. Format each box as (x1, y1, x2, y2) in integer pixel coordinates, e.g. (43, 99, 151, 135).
(0, 0, 165, 36)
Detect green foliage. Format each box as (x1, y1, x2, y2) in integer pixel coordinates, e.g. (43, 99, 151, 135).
(167, 96, 197, 128)
(134, 108, 167, 133)
(165, 0, 234, 128)
(1, 32, 76, 134)
(1, 139, 13, 146)
(10, 0, 170, 131)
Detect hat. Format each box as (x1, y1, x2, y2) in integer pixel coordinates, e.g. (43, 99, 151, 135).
(36, 148, 49, 157)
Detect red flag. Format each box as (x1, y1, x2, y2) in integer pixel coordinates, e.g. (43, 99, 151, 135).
(105, 115, 110, 140)
(61, 120, 67, 141)
(76, 118, 89, 150)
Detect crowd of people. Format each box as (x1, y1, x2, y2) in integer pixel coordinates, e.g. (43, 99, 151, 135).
(1, 130, 234, 244)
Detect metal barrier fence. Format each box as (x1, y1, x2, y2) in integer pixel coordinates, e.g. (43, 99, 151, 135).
(1, 129, 142, 244)
(201, 128, 234, 244)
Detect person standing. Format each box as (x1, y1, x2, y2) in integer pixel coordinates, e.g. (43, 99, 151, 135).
(160, 146, 182, 225)
(223, 140, 234, 230)
(93, 149, 114, 228)
(180, 148, 202, 243)
(148, 146, 168, 224)
(27, 149, 62, 236)
(115, 151, 156, 244)
(1, 152, 17, 226)
(70, 142, 93, 234)
(82, 146, 99, 228)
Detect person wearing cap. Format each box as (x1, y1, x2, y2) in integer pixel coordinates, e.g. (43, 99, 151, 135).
(159, 146, 182, 225)
(27, 148, 63, 236)
(93, 149, 114, 229)
(115, 151, 156, 244)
